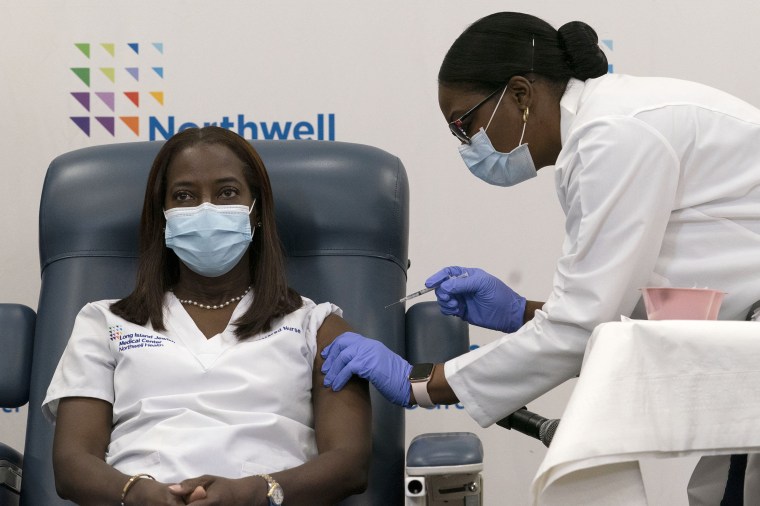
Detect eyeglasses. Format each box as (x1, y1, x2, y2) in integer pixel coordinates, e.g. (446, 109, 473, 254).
(448, 85, 506, 144)
(449, 36, 536, 145)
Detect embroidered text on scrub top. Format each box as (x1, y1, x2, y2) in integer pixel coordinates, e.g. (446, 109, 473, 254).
(109, 324, 176, 352)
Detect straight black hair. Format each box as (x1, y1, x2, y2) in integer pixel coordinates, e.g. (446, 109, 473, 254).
(111, 126, 302, 339)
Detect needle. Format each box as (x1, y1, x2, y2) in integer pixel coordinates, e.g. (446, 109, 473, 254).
(384, 272, 469, 309)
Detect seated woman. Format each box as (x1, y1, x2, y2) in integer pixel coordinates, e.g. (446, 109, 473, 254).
(42, 126, 371, 506)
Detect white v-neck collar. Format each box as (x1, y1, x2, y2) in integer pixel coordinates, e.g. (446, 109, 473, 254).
(163, 291, 253, 369)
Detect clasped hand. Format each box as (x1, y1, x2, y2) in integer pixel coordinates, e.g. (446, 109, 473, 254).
(126, 474, 266, 505)
(426, 266, 526, 333)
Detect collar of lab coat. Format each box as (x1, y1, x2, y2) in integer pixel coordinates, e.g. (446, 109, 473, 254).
(559, 78, 586, 146)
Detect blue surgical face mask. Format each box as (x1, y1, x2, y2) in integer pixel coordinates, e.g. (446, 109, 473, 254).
(458, 87, 537, 187)
(164, 201, 255, 277)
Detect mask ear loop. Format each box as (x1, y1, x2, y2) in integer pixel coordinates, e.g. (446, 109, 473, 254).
(249, 198, 261, 229)
(516, 35, 535, 146)
(250, 198, 262, 228)
(484, 85, 509, 133)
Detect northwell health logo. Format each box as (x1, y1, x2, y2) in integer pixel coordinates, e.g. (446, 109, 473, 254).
(69, 42, 336, 141)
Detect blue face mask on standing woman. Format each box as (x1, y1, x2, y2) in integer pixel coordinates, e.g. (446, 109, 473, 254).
(458, 86, 537, 187)
(164, 201, 255, 277)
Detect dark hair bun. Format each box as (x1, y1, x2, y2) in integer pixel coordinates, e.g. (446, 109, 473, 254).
(557, 21, 608, 80)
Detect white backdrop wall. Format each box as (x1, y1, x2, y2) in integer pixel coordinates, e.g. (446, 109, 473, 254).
(2, 1, 760, 504)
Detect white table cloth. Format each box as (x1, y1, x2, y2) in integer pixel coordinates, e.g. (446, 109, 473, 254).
(532, 320, 760, 505)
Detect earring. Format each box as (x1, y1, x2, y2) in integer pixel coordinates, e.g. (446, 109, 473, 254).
(256, 222, 262, 227)
(523, 107, 530, 124)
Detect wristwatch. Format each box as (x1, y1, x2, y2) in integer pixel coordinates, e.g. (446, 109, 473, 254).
(409, 363, 436, 408)
(257, 474, 284, 506)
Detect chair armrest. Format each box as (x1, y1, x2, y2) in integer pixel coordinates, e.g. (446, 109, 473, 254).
(0, 442, 22, 503)
(406, 432, 483, 475)
(405, 301, 469, 364)
(0, 304, 36, 407)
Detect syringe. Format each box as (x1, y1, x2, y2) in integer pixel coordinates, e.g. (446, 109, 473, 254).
(384, 272, 469, 309)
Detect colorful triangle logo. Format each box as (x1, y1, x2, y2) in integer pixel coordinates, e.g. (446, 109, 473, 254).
(71, 92, 90, 111)
(101, 43, 115, 57)
(95, 92, 115, 111)
(95, 116, 115, 136)
(124, 92, 139, 107)
(75, 43, 90, 58)
(150, 91, 164, 105)
(120, 116, 140, 136)
(100, 67, 115, 83)
(125, 67, 139, 81)
(71, 67, 90, 87)
(70, 40, 167, 137)
(71, 117, 90, 136)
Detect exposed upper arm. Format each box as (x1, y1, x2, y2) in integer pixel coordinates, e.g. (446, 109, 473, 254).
(53, 397, 113, 466)
(311, 314, 371, 457)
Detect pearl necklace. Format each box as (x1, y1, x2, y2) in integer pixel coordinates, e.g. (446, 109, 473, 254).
(174, 286, 251, 310)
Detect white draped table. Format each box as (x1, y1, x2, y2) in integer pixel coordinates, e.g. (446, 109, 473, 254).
(531, 320, 760, 505)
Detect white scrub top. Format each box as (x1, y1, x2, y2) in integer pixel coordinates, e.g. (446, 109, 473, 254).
(43, 292, 341, 483)
(445, 74, 760, 427)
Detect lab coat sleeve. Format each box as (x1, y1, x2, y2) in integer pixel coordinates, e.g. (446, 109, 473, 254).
(42, 302, 117, 423)
(445, 116, 680, 426)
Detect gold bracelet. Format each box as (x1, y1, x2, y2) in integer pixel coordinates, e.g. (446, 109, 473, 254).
(120, 473, 155, 506)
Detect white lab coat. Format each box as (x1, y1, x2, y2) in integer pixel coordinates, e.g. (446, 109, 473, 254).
(43, 292, 340, 483)
(445, 74, 760, 427)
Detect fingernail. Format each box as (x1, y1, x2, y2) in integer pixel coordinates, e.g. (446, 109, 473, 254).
(169, 484, 181, 491)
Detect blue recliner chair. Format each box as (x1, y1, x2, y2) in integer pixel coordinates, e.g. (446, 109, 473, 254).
(0, 140, 476, 506)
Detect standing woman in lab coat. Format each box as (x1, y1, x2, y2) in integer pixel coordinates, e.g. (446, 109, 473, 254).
(321, 11, 760, 503)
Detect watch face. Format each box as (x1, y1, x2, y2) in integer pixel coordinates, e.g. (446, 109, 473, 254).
(270, 484, 284, 505)
(409, 363, 435, 381)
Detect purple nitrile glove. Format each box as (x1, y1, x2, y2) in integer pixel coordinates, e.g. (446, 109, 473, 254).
(322, 331, 412, 407)
(425, 266, 526, 333)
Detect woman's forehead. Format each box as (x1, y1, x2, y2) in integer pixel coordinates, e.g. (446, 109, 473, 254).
(439, 85, 491, 121)
(166, 143, 248, 181)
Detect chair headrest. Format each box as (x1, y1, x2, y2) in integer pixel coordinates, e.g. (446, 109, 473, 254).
(39, 140, 409, 273)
